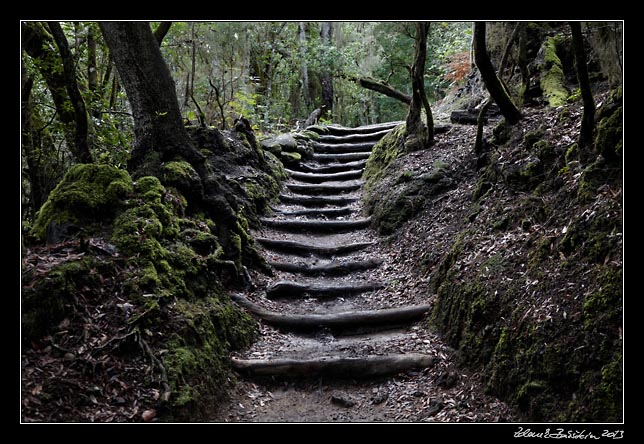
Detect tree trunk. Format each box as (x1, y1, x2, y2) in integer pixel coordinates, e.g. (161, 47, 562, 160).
(405, 22, 433, 150)
(47, 22, 92, 163)
(569, 22, 596, 149)
(473, 22, 522, 125)
(98, 22, 205, 174)
(299, 22, 311, 112)
(518, 23, 530, 105)
(86, 23, 101, 118)
(499, 22, 522, 81)
(319, 22, 334, 112)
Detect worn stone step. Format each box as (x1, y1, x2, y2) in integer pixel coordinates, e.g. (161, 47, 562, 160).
(271, 206, 354, 218)
(313, 152, 371, 163)
(256, 238, 375, 257)
(297, 160, 367, 174)
(260, 217, 371, 233)
(312, 141, 374, 153)
(231, 293, 431, 331)
(266, 280, 383, 298)
(319, 128, 393, 144)
(269, 258, 383, 276)
(309, 121, 403, 136)
(232, 353, 436, 378)
(285, 181, 363, 196)
(285, 169, 364, 183)
(278, 194, 358, 207)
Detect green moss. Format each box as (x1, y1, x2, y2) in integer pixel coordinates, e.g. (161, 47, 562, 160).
(363, 123, 406, 195)
(594, 106, 622, 161)
(162, 296, 257, 415)
(582, 267, 622, 329)
(565, 143, 579, 164)
(161, 161, 203, 200)
(32, 164, 133, 241)
(22, 257, 103, 342)
(540, 37, 569, 107)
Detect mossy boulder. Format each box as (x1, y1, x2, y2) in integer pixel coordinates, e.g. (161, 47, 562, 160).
(279, 151, 301, 167)
(31, 164, 133, 242)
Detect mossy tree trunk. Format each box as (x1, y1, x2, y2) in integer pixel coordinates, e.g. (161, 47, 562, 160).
(405, 22, 434, 150)
(473, 22, 522, 125)
(22, 22, 92, 164)
(98, 22, 206, 174)
(569, 22, 596, 150)
(47, 22, 92, 164)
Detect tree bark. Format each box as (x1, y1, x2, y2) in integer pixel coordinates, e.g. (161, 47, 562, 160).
(232, 354, 436, 378)
(299, 22, 311, 111)
(569, 22, 596, 149)
(473, 22, 522, 125)
(47, 22, 92, 163)
(98, 22, 205, 173)
(405, 22, 433, 150)
(152, 22, 172, 46)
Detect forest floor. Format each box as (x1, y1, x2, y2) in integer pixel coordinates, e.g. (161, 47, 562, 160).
(211, 119, 520, 423)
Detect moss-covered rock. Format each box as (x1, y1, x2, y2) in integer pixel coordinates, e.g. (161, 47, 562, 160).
(594, 106, 622, 161)
(163, 295, 257, 417)
(363, 123, 406, 196)
(162, 161, 204, 203)
(539, 36, 569, 107)
(279, 151, 301, 167)
(31, 164, 133, 242)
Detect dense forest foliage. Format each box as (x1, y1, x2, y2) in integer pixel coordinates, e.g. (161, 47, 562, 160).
(21, 21, 623, 424)
(21, 22, 473, 226)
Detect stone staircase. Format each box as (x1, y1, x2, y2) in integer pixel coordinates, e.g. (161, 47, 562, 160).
(231, 121, 435, 379)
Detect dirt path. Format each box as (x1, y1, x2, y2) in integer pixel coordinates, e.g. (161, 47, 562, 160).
(213, 122, 517, 423)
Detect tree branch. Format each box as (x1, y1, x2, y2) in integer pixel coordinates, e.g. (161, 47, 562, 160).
(153, 22, 172, 46)
(339, 74, 411, 105)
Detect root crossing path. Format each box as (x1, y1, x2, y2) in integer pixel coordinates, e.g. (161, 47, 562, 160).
(217, 122, 515, 422)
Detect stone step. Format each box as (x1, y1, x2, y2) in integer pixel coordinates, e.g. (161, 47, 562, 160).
(232, 353, 436, 378)
(297, 160, 367, 174)
(309, 121, 403, 136)
(285, 181, 363, 196)
(312, 141, 374, 153)
(271, 206, 354, 218)
(256, 238, 375, 257)
(278, 194, 358, 207)
(313, 152, 371, 163)
(269, 258, 382, 276)
(319, 128, 393, 144)
(266, 280, 383, 298)
(260, 217, 371, 233)
(285, 168, 363, 183)
(231, 293, 431, 331)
